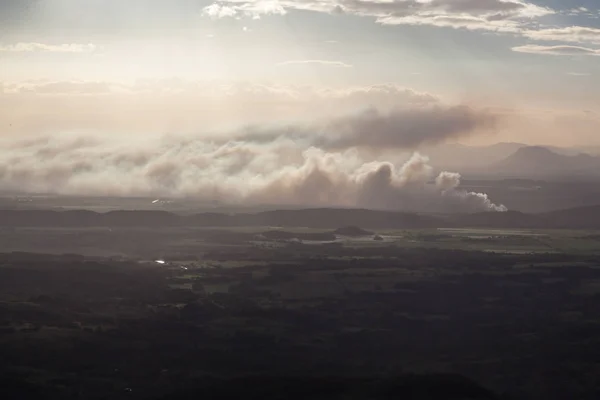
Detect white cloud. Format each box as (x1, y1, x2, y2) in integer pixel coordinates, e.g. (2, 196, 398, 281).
(377, 14, 522, 32)
(197, 0, 598, 53)
(202, 1, 286, 19)
(276, 60, 353, 68)
(202, 4, 237, 19)
(0, 43, 97, 53)
(563, 7, 596, 17)
(203, 0, 553, 32)
(524, 26, 600, 45)
(240, 0, 287, 17)
(512, 44, 600, 56)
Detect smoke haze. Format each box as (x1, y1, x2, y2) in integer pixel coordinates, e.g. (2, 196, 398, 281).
(0, 106, 506, 213)
(234, 105, 497, 150)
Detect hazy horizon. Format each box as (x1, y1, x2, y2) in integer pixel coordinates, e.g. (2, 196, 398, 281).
(2, 0, 599, 212)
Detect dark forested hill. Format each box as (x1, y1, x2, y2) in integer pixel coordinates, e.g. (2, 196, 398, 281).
(2, 205, 600, 229)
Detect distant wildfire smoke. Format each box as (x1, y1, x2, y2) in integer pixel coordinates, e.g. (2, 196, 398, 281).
(230, 105, 497, 150)
(0, 107, 506, 213)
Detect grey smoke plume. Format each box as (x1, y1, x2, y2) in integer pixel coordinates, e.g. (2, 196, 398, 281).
(231, 105, 496, 150)
(0, 132, 506, 213)
(318, 105, 496, 150)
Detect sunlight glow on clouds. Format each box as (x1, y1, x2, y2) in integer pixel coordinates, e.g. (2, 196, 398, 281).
(0, 0, 599, 141)
(0, 81, 444, 135)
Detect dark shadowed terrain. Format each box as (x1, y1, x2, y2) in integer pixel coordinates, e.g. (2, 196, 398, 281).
(1, 206, 600, 399)
(2, 205, 600, 231)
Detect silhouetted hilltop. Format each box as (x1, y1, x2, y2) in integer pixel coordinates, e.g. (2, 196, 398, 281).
(333, 226, 374, 236)
(102, 210, 178, 226)
(2, 205, 600, 229)
(0, 209, 180, 227)
(493, 146, 600, 178)
(261, 230, 336, 241)
(0, 209, 440, 229)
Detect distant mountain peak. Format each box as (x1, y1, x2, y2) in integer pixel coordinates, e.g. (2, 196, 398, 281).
(509, 146, 561, 160)
(513, 145, 556, 155)
(493, 146, 600, 178)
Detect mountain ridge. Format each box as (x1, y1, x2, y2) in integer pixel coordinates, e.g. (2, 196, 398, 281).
(467, 146, 600, 179)
(1, 205, 600, 229)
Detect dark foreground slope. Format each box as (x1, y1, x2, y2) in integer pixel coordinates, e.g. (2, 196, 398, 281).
(3, 376, 498, 400)
(2, 205, 600, 229)
(3, 248, 600, 399)
(157, 375, 498, 400)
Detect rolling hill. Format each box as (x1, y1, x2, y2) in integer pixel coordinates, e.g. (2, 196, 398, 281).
(2, 206, 600, 229)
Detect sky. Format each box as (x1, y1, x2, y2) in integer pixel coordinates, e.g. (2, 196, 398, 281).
(0, 0, 599, 208)
(1, 0, 600, 143)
